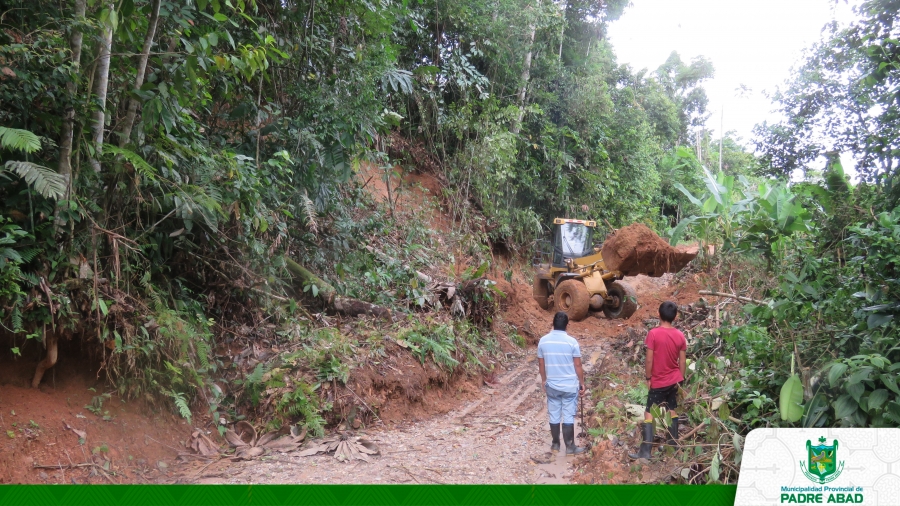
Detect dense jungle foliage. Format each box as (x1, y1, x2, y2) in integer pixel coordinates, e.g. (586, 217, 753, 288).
(0, 0, 898, 441)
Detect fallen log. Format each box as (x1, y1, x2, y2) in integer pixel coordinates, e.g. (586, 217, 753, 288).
(363, 245, 432, 284)
(283, 257, 392, 319)
(698, 290, 766, 305)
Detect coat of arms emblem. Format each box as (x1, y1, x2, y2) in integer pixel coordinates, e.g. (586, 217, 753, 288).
(801, 436, 844, 484)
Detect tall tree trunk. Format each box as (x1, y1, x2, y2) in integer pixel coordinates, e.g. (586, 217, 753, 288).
(55, 0, 87, 226)
(117, 0, 161, 147)
(89, 2, 114, 173)
(512, 3, 538, 136)
(557, 0, 567, 62)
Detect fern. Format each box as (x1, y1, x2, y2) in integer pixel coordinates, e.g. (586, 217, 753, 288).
(195, 338, 211, 370)
(4, 161, 67, 200)
(11, 305, 23, 333)
(245, 362, 267, 386)
(0, 127, 42, 154)
(20, 272, 40, 287)
(103, 144, 159, 182)
(277, 383, 325, 437)
(168, 391, 192, 423)
(16, 248, 40, 263)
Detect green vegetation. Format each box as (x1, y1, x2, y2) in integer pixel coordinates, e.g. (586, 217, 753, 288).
(0, 0, 897, 458)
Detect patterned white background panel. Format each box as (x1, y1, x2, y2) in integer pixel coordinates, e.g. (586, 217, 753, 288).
(736, 428, 900, 506)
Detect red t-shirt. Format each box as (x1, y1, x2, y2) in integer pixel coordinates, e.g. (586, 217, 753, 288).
(646, 326, 686, 389)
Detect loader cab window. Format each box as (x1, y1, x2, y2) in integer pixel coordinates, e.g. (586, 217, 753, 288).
(552, 223, 594, 267)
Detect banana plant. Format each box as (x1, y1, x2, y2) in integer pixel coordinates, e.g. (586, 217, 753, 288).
(735, 181, 812, 267)
(669, 167, 753, 253)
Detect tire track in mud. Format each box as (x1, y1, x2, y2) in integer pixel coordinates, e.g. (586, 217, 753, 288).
(190, 343, 605, 485)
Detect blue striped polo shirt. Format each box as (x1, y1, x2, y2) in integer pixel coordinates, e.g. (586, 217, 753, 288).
(537, 330, 581, 393)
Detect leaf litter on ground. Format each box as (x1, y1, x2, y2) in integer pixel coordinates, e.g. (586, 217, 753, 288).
(220, 421, 307, 460)
(296, 432, 380, 463)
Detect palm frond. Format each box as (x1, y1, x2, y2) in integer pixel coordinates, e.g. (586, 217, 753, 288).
(0, 127, 42, 154)
(3, 161, 67, 200)
(103, 143, 159, 182)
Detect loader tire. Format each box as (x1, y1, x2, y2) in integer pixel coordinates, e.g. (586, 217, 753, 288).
(603, 280, 637, 319)
(533, 277, 550, 310)
(555, 280, 590, 321)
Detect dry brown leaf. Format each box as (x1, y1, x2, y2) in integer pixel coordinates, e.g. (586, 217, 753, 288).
(234, 421, 257, 446)
(290, 426, 307, 440)
(296, 444, 329, 457)
(295, 433, 379, 463)
(63, 421, 87, 440)
(224, 429, 249, 447)
(262, 435, 303, 453)
(256, 431, 279, 447)
(234, 446, 265, 460)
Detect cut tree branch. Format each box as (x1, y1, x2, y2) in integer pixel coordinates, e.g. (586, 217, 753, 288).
(283, 257, 392, 319)
(698, 290, 766, 305)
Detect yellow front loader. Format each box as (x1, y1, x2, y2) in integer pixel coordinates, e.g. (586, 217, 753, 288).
(532, 218, 637, 321)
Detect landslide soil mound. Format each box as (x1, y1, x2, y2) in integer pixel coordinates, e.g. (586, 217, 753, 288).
(601, 224, 697, 277)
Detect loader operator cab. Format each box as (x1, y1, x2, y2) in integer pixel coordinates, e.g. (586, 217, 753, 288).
(552, 219, 595, 268)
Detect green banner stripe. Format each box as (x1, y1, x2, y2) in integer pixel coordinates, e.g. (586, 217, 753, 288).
(0, 485, 737, 506)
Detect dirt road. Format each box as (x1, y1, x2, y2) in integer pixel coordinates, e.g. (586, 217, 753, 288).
(187, 342, 607, 485)
(174, 273, 701, 485)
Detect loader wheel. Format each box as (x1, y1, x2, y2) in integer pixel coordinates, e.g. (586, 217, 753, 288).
(603, 280, 637, 319)
(533, 277, 550, 310)
(555, 280, 590, 321)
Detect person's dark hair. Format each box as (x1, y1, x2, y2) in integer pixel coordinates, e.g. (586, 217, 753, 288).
(658, 301, 678, 323)
(552, 311, 569, 331)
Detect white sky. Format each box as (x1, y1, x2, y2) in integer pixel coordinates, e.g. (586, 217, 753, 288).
(606, 0, 859, 147)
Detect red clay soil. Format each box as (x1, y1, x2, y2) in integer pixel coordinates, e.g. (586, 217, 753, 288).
(601, 224, 697, 277)
(347, 341, 485, 425)
(357, 162, 453, 233)
(0, 346, 186, 484)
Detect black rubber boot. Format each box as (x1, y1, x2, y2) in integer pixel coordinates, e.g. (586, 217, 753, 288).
(628, 422, 655, 460)
(562, 423, 585, 455)
(550, 423, 561, 453)
(667, 417, 680, 447)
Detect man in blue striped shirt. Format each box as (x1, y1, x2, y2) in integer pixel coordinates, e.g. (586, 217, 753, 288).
(537, 312, 586, 455)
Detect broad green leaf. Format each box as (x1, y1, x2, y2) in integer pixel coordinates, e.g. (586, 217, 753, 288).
(867, 313, 893, 328)
(828, 362, 848, 387)
(881, 374, 900, 395)
(847, 382, 865, 403)
(779, 374, 803, 422)
(833, 394, 858, 419)
(669, 216, 698, 246)
(673, 183, 703, 207)
(884, 402, 900, 424)
(709, 452, 721, 482)
(847, 367, 873, 385)
(868, 389, 889, 411)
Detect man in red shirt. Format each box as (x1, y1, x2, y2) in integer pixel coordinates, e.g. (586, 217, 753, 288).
(629, 301, 686, 460)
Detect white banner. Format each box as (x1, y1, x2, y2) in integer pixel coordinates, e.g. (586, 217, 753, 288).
(736, 428, 900, 506)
